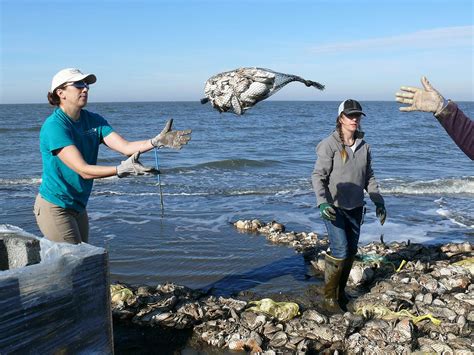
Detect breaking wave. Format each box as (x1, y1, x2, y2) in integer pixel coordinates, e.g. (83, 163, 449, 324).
(381, 177, 474, 195)
(0, 178, 42, 186)
(93, 188, 291, 197)
(167, 159, 279, 173)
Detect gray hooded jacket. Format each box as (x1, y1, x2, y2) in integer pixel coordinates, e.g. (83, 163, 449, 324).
(311, 131, 384, 209)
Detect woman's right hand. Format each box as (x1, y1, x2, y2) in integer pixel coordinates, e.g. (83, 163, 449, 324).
(116, 151, 158, 178)
(319, 203, 336, 221)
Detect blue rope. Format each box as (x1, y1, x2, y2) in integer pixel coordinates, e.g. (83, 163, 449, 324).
(154, 147, 164, 213)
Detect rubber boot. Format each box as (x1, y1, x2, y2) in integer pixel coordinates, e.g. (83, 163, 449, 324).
(323, 254, 344, 314)
(338, 255, 355, 311)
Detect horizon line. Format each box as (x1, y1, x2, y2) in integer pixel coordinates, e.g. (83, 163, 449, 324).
(2, 99, 474, 106)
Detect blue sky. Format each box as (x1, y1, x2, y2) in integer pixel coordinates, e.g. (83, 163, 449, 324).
(1, 0, 473, 104)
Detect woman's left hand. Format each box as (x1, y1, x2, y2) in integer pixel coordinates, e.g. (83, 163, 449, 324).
(150, 119, 192, 149)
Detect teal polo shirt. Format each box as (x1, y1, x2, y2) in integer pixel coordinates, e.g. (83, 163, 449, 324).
(39, 108, 114, 211)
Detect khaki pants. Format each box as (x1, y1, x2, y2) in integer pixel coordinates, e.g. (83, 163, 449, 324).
(34, 194, 89, 244)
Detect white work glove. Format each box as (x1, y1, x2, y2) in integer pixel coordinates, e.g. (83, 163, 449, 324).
(150, 119, 192, 149)
(116, 151, 158, 178)
(395, 76, 445, 114)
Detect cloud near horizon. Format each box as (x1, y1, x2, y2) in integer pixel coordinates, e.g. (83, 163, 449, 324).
(310, 26, 473, 54)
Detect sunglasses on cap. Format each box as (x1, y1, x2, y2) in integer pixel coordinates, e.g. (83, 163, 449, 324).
(65, 81, 89, 89)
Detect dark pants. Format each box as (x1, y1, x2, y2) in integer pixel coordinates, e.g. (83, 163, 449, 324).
(323, 206, 364, 259)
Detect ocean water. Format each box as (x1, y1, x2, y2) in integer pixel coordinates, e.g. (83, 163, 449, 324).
(1, 101, 472, 296)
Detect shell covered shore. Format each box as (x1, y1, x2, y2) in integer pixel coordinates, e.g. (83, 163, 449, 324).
(111, 219, 473, 354)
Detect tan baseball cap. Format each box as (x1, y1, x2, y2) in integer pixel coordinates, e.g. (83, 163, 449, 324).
(50, 68, 97, 93)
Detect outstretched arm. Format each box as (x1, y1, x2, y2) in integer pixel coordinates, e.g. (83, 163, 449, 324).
(435, 102, 474, 160)
(103, 119, 191, 156)
(57, 145, 119, 179)
(396, 76, 474, 160)
(57, 145, 156, 179)
(103, 131, 153, 156)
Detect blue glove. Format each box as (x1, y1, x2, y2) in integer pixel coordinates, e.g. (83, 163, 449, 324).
(375, 203, 387, 225)
(319, 203, 336, 221)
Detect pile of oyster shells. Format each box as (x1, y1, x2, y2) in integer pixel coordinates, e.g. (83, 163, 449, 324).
(110, 219, 473, 353)
(233, 219, 329, 258)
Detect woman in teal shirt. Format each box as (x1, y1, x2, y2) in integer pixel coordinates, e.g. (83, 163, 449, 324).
(35, 68, 191, 244)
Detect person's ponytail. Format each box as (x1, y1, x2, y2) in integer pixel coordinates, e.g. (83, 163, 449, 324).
(47, 91, 61, 106)
(336, 116, 347, 163)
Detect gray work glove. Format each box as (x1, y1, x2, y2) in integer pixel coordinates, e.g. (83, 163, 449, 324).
(150, 119, 192, 149)
(395, 76, 445, 115)
(116, 151, 158, 178)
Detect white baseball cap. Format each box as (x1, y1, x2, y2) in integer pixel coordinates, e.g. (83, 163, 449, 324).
(50, 68, 97, 93)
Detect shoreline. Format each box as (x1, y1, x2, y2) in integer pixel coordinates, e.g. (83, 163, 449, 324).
(111, 219, 473, 353)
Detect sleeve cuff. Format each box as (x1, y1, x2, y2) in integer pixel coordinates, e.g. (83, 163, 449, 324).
(434, 99, 452, 118)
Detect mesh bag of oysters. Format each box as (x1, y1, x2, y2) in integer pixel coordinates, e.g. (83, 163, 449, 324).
(201, 67, 325, 115)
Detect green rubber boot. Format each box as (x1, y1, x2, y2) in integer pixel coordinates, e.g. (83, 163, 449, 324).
(338, 255, 355, 311)
(323, 254, 344, 314)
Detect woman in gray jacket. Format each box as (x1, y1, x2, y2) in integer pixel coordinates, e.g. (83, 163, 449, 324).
(312, 99, 386, 313)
